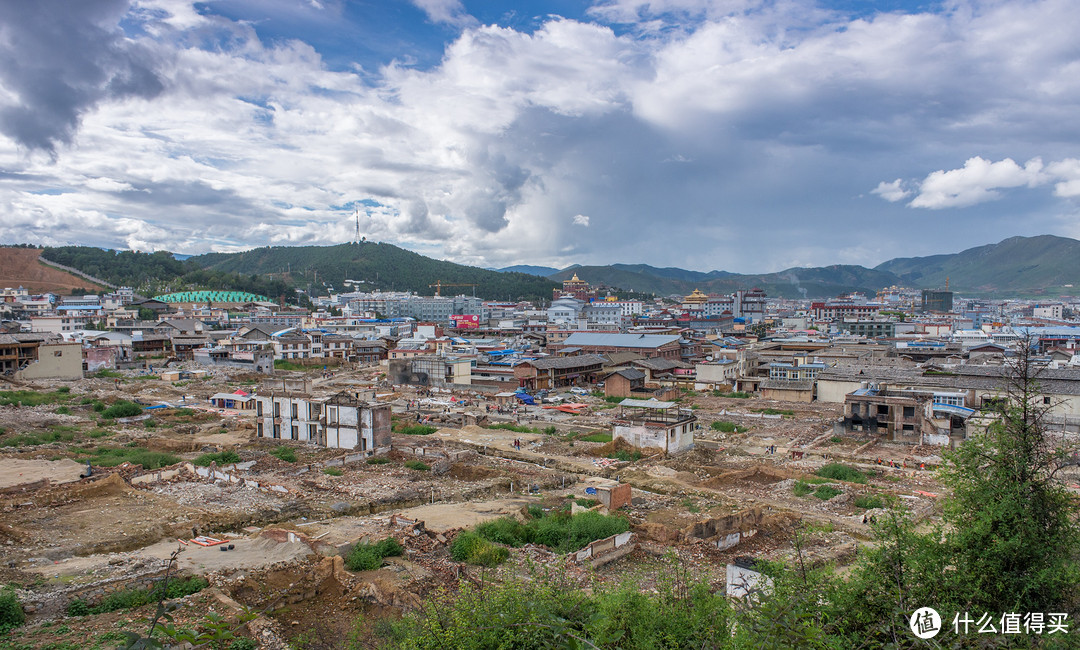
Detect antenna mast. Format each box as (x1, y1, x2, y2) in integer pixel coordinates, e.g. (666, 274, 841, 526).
(354, 208, 360, 244)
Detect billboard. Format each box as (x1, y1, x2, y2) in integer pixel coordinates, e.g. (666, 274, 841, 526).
(450, 314, 480, 329)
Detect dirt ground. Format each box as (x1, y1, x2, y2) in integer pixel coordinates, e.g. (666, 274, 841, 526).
(0, 458, 86, 489)
(0, 366, 964, 649)
(0, 248, 107, 293)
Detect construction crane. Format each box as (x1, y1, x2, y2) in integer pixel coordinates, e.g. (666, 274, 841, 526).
(428, 280, 478, 297)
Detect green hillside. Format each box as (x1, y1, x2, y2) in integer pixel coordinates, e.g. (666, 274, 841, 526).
(875, 235, 1080, 295)
(191, 242, 557, 301)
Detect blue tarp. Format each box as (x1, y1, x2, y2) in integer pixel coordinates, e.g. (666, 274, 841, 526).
(515, 393, 536, 405)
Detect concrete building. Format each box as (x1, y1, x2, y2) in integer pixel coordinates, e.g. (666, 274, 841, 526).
(921, 289, 954, 313)
(0, 334, 84, 380)
(513, 354, 606, 391)
(388, 356, 472, 387)
(549, 332, 682, 360)
(611, 398, 697, 454)
(254, 390, 391, 452)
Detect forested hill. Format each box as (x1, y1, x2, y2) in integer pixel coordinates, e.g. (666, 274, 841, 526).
(39, 246, 294, 302)
(190, 242, 558, 301)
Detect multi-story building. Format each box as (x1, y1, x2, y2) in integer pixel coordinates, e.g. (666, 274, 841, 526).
(254, 390, 391, 452)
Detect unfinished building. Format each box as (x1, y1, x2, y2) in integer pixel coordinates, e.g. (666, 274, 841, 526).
(255, 390, 391, 453)
(612, 398, 697, 454)
(841, 387, 973, 445)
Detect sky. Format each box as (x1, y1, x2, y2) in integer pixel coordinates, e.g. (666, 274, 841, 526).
(1, 0, 1079, 273)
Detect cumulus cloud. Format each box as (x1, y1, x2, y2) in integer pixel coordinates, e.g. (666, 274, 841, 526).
(2, 0, 1080, 271)
(882, 156, 1080, 209)
(572, 214, 590, 226)
(871, 179, 911, 203)
(0, 0, 165, 154)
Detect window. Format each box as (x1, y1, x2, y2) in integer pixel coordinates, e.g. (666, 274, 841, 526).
(257, 422, 263, 437)
(902, 424, 914, 432)
(274, 401, 280, 417)
(272, 424, 280, 438)
(291, 403, 298, 419)
(903, 406, 915, 418)
(309, 424, 317, 439)
(1044, 396, 1052, 405)
(257, 401, 263, 416)
(291, 425, 298, 440)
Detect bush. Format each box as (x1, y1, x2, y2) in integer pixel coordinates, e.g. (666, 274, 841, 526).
(55, 406, 71, 415)
(324, 467, 343, 476)
(346, 537, 404, 571)
(400, 425, 437, 436)
(816, 463, 867, 484)
(830, 436, 843, 443)
(476, 517, 532, 547)
(0, 589, 25, 633)
(66, 598, 90, 617)
(143, 419, 156, 429)
(793, 480, 813, 497)
(102, 401, 142, 419)
(269, 446, 297, 463)
(854, 494, 885, 509)
(814, 485, 842, 500)
(450, 531, 509, 567)
(193, 450, 241, 466)
(575, 498, 599, 508)
(56, 386, 70, 394)
(404, 460, 430, 471)
(543, 426, 557, 435)
(366, 457, 389, 465)
(229, 640, 258, 650)
(711, 421, 738, 432)
(92, 401, 106, 412)
(607, 449, 642, 462)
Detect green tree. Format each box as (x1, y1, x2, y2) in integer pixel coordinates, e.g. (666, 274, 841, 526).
(937, 341, 1080, 615)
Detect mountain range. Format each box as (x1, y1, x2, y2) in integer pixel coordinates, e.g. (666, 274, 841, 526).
(23, 234, 1080, 300)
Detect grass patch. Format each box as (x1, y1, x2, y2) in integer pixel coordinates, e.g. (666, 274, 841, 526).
(55, 405, 72, 415)
(192, 450, 241, 466)
(607, 449, 642, 462)
(830, 436, 843, 443)
(273, 360, 312, 372)
(269, 446, 297, 463)
(101, 400, 142, 419)
(710, 420, 743, 433)
(67, 576, 207, 616)
(0, 389, 73, 407)
(603, 396, 624, 404)
(793, 480, 813, 497)
(578, 432, 612, 443)
(854, 494, 885, 509)
(681, 498, 701, 514)
(91, 369, 123, 378)
(486, 422, 537, 433)
(366, 457, 390, 465)
(1, 428, 79, 447)
(404, 460, 430, 471)
(543, 425, 557, 435)
(713, 390, 752, 399)
(813, 485, 842, 500)
(324, 467, 344, 476)
(816, 463, 867, 484)
(400, 424, 437, 436)
(575, 498, 600, 508)
(473, 510, 630, 554)
(87, 447, 180, 469)
(754, 408, 795, 416)
(345, 537, 403, 571)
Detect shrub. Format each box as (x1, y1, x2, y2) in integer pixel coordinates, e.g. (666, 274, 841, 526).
(543, 426, 557, 435)
(526, 504, 546, 520)
(193, 450, 241, 466)
(143, 419, 156, 429)
(854, 494, 885, 509)
(814, 485, 842, 500)
(73, 577, 207, 615)
(404, 460, 430, 471)
(816, 463, 867, 484)
(88, 447, 179, 470)
(56, 386, 71, 394)
(102, 401, 142, 419)
(0, 589, 25, 633)
(323, 467, 343, 476)
(366, 457, 389, 465)
(400, 425, 437, 436)
(607, 449, 642, 462)
(450, 531, 509, 567)
(575, 498, 600, 508)
(66, 598, 90, 617)
(92, 401, 106, 412)
(269, 446, 297, 463)
(346, 537, 404, 571)
(711, 421, 737, 432)
(830, 436, 843, 443)
(793, 481, 813, 497)
(55, 406, 71, 415)
(229, 639, 258, 650)
(476, 517, 532, 547)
